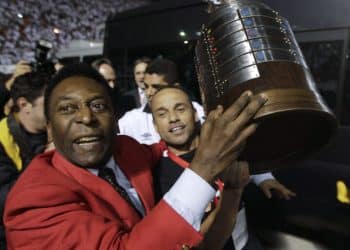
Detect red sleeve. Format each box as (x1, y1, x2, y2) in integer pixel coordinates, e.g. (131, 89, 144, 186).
(4, 184, 202, 250)
(4, 139, 203, 250)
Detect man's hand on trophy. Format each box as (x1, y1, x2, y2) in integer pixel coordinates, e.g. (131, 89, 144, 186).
(190, 91, 267, 183)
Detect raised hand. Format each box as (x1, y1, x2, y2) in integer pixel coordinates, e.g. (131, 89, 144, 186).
(5, 60, 32, 90)
(190, 91, 267, 183)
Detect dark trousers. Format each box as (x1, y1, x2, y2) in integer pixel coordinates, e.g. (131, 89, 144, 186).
(242, 230, 264, 250)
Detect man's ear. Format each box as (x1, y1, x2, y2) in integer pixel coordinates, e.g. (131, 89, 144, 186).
(45, 122, 56, 151)
(17, 97, 31, 112)
(47, 122, 53, 141)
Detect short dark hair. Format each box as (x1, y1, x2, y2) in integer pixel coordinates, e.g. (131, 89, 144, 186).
(145, 58, 178, 85)
(91, 58, 113, 71)
(133, 57, 151, 69)
(44, 63, 113, 120)
(11, 72, 51, 112)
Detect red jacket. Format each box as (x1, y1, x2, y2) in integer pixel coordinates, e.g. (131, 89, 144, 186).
(4, 136, 202, 249)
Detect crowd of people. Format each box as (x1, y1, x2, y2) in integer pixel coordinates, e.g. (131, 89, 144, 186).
(0, 0, 149, 65)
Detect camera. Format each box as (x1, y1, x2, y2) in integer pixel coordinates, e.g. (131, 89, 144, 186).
(31, 40, 55, 75)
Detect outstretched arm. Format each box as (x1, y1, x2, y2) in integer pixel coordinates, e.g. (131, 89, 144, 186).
(259, 178, 296, 199)
(198, 162, 250, 250)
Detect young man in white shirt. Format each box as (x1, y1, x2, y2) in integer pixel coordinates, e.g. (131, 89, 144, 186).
(119, 58, 205, 144)
(151, 86, 296, 250)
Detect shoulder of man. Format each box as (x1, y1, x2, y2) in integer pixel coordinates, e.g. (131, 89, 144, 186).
(119, 106, 145, 119)
(0, 116, 8, 127)
(0, 116, 22, 171)
(114, 135, 163, 170)
(118, 106, 147, 126)
(5, 151, 58, 195)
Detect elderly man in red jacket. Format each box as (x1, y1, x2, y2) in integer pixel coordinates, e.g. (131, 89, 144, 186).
(3, 63, 267, 250)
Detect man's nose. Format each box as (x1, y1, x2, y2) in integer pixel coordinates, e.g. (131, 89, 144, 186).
(76, 106, 95, 124)
(145, 87, 155, 98)
(169, 111, 179, 122)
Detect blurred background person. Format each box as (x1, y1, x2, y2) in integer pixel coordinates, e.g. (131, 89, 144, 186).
(92, 57, 134, 120)
(118, 58, 205, 144)
(0, 71, 51, 249)
(124, 57, 151, 111)
(92, 58, 116, 89)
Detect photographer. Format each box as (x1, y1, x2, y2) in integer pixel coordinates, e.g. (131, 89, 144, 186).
(0, 71, 51, 249)
(1, 40, 54, 121)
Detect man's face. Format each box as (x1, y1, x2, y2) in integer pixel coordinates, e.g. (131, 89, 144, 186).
(99, 63, 116, 88)
(134, 62, 148, 89)
(47, 76, 115, 168)
(144, 73, 168, 103)
(151, 88, 198, 148)
(29, 95, 47, 132)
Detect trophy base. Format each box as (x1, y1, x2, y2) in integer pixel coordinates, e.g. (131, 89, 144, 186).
(240, 88, 337, 174)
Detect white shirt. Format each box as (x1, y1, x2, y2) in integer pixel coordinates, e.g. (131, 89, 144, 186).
(232, 173, 275, 250)
(118, 102, 205, 145)
(89, 157, 215, 231)
(138, 87, 147, 107)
